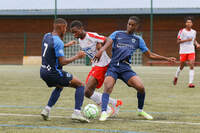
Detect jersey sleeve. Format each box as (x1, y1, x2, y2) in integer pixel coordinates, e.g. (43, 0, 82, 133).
(53, 37, 65, 57)
(87, 32, 106, 43)
(177, 29, 183, 40)
(109, 31, 119, 41)
(139, 37, 148, 53)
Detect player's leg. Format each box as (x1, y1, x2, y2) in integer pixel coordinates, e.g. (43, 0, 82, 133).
(127, 76, 153, 120)
(174, 54, 186, 85)
(85, 76, 107, 106)
(99, 76, 116, 121)
(85, 76, 111, 113)
(85, 67, 122, 114)
(41, 85, 63, 120)
(40, 68, 64, 120)
(188, 53, 195, 88)
(68, 76, 89, 122)
(119, 64, 152, 120)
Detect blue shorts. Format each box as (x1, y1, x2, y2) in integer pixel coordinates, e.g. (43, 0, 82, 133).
(106, 62, 137, 84)
(40, 67, 73, 87)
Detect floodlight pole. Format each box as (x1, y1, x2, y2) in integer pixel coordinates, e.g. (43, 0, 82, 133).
(55, 0, 57, 19)
(150, 0, 153, 51)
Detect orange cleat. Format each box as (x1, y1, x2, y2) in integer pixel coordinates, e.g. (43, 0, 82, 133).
(173, 77, 178, 85)
(188, 83, 195, 88)
(111, 99, 123, 116)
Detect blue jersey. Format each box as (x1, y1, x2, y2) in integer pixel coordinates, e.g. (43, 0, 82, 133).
(41, 33, 65, 70)
(109, 31, 148, 64)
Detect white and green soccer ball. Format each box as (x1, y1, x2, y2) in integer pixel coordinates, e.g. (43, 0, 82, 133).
(83, 104, 99, 119)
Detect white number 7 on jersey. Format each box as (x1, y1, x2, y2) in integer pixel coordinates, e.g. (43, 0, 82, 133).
(43, 43, 48, 57)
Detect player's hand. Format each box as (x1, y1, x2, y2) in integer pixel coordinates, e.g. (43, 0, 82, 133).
(64, 40, 77, 47)
(70, 40, 77, 45)
(167, 57, 176, 63)
(196, 44, 200, 49)
(76, 51, 86, 59)
(93, 50, 103, 62)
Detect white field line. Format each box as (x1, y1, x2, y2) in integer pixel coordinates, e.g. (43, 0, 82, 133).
(0, 113, 200, 126)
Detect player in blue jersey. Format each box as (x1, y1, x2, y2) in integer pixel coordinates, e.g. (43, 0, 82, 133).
(94, 16, 176, 121)
(40, 18, 89, 122)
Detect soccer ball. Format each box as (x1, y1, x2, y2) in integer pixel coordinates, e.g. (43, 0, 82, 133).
(83, 104, 99, 119)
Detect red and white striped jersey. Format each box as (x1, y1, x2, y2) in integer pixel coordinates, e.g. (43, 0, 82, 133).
(78, 32, 111, 67)
(177, 28, 196, 54)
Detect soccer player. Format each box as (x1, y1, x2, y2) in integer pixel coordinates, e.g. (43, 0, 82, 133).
(94, 16, 176, 121)
(173, 17, 200, 88)
(40, 18, 89, 122)
(68, 20, 122, 116)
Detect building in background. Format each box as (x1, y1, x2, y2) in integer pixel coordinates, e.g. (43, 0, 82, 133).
(0, 0, 200, 65)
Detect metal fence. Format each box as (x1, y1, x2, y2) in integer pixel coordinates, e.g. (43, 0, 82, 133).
(64, 32, 86, 65)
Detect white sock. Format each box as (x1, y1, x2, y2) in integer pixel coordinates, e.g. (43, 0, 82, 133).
(90, 91, 101, 105)
(45, 106, 51, 111)
(90, 91, 117, 106)
(138, 109, 143, 112)
(175, 67, 181, 78)
(189, 69, 194, 84)
(74, 109, 81, 114)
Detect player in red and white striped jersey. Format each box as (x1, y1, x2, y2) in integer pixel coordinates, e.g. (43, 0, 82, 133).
(173, 17, 200, 88)
(65, 20, 122, 116)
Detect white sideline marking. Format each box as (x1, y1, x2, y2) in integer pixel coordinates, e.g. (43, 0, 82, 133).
(0, 113, 63, 118)
(112, 119, 200, 126)
(0, 113, 200, 126)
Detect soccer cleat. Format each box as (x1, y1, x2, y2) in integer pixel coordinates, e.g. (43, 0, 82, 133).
(112, 99, 123, 116)
(173, 77, 178, 85)
(41, 108, 50, 121)
(71, 112, 90, 123)
(137, 110, 153, 120)
(99, 111, 112, 121)
(188, 83, 195, 88)
(107, 106, 115, 117)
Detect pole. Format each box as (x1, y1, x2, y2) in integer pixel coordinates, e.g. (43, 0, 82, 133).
(150, 0, 153, 51)
(55, 0, 57, 19)
(24, 32, 27, 56)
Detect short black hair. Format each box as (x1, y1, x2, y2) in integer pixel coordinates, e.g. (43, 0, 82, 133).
(185, 16, 193, 23)
(129, 16, 140, 24)
(54, 18, 67, 25)
(70, 20, 83, 29)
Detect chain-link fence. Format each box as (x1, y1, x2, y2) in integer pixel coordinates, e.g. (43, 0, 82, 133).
(64, 32, 87, 65)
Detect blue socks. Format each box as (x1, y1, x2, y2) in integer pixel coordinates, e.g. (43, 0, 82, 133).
(47, 86, 84, 110)
(137, 92, 145, 110)
(102, 93, 110, 112)
(75, 86, 84, 110)
(47, 87, 63, 107)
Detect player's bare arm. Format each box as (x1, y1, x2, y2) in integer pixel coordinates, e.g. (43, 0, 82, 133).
(96, 41, 112, 58)
(64, 40, 77, 47)
(58, 51, 85, 66)
(143, 50, 176, 63)
(177, 38, 192, 44)
(94, 38, 113, 62)
(194, 40, 200, 48)
(96, 42, 103, 50)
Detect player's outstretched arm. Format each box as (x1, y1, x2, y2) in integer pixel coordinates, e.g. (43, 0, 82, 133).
(64, 40, 77, 47)
(58, 51, 85, 66)
(144, 50, 176, 63)
(93, 38, 113, 62)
